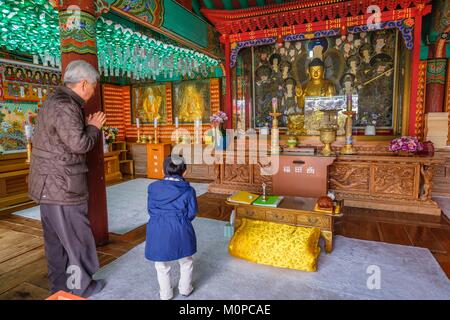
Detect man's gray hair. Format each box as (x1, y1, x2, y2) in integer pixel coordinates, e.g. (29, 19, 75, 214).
(63, 60, 100, 85)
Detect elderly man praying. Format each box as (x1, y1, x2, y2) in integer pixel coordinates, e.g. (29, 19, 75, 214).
(28, 60, 107, 298)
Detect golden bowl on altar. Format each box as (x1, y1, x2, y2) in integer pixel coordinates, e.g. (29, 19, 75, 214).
(319, 128, 336, 156)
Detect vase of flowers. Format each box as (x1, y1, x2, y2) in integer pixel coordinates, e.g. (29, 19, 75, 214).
(360, 112, 379, 136)
(102, 126, 119, 153)
(210, 111, 228, 150)
(389, 136, 423, 156)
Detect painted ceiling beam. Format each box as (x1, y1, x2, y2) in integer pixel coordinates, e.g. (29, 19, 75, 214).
(104, 0, 222, 59)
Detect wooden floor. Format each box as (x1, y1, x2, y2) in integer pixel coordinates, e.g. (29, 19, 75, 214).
(1, 179, 450, 300)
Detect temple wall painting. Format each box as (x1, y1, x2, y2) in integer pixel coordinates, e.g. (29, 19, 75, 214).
(132, 83, 168, 124)
(251, 28, 399, 135)
(0, 101, 38, 153)
(172, 79, 211, 123)
(0, 61, 61, 154)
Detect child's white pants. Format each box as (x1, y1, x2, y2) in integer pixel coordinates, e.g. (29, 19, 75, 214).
(154, 256, 193, 300)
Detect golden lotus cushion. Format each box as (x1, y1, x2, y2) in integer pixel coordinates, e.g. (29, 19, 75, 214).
(229, 218, 321, 272)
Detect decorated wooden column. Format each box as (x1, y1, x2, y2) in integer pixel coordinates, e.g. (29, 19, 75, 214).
(409, 7, 430, 135)
(223, 34, 233, 129)
(55, 0, 109, 245)
(425, 59, 447, 113)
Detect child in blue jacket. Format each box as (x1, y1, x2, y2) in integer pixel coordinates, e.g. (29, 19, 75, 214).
(145, 155, 198, 300)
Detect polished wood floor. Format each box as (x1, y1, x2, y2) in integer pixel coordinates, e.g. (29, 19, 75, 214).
(1, 178, 450, 300)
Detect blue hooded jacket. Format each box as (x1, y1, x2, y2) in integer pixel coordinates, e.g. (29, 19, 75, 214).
(145, 176, 198, 262)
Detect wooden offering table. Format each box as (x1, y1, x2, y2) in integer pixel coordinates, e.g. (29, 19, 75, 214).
(227, 197, 343, 253)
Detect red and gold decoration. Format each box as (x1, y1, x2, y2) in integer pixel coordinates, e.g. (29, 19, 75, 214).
(415, 61, 427, 141)
(110, 78, 221, 141)
(202, 0, 432, 136)
(0, 62, 61, 103)
(425, 58, 447, 113)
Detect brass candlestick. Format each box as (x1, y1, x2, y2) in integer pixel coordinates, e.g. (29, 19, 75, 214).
(24, 124, 32, 163)
(340, 94, 357, 155)
(26, 140, 31, 163)
(137, 128, 141, 143)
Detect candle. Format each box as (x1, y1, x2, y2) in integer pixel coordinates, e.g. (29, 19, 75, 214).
(136, 118, 140, 128)
(154, 118, 158, 127)
(175, 117, 179, 128)
(24, 125, 32, 140)
(271, 97, 278, 112)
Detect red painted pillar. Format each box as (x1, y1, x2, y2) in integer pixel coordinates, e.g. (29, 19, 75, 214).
(223, 35, 233, 129)
(56, 1, 109, 245)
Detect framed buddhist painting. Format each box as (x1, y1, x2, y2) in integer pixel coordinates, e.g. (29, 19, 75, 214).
(132, 83, 167, 124)
(173, 79, 211, 124)
(0, 101, 38, 153)
(250, 27, 401, 135)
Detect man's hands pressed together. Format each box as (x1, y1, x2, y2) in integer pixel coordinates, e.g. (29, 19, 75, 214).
(87, 111, 107, 129)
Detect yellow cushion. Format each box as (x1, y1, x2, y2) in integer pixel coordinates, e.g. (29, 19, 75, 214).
(229, 218, 321, 272)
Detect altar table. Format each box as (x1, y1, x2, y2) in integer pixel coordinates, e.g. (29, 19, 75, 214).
(227, 197, 343, 253)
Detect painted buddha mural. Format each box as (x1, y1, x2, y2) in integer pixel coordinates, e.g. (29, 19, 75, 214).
(177, 85, 204, 122)
(142, 86, 163, 121)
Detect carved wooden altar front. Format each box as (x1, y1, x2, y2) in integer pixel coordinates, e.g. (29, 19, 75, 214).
(209, 148, 443, 215)
(328, 155, 441, 215)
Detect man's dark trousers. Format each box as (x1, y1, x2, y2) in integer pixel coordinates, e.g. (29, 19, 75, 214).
(40, 202, 99, 297)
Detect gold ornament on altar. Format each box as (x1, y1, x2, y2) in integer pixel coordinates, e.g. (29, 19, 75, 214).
(340, 94, 357, 155)
(286, 85, 306, 135)
(319, 128, 336, 156)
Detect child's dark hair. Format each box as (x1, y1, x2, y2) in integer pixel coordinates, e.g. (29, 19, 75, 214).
(163, 155, 187, 177)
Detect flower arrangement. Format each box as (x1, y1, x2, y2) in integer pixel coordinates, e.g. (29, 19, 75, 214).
(389, 136, 423, 153)
(210, 111, 228, 127)
(102, 126, 119, 145)
(360, 112, 379, 126)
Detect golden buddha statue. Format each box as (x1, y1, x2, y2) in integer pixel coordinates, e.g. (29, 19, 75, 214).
(300, 58, 336, 104)
(178, 85, 204, 122)
(142, 86, 162, 121)
(287, 58, 337, 135)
